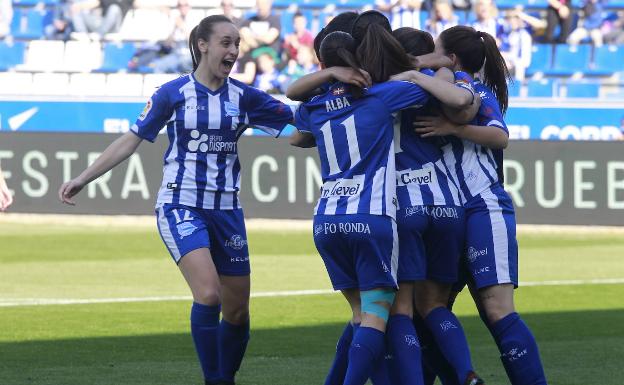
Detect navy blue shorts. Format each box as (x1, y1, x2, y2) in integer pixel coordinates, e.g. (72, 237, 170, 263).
(453, 183, 519, 292)
(313, 214, 398, 291)
(396, 205, 465, 283)
(156, 204, 250, 276)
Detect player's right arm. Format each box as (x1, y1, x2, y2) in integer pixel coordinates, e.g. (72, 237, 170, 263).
(285, 67, 371, 101)
(58, 132, 143, 205)
(59, 89, 173, 205)
(290, 104, 317, 148)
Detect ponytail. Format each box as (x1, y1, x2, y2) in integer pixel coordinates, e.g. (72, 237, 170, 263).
(355, 23, 412, 83)
(188, 15, 233, 72)
(440, 26, 511, 114)
(189, 26, 199, 71)
(478, 30, 510, 114)
(320, 31, 363, 97)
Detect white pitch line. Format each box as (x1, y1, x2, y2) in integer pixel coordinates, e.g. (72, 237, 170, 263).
(1, 279, 623, 308)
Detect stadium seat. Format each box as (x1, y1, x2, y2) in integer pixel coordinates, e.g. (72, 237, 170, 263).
(0, 41, 26, 71)
(115, 9, 170, 41)
(508, 79, 522, 97)
(189, 0, 220, 6)
(0, 72, 33, 95)
(63, 41, 102, 72)
(12, 0, 59, 5)
(526, 44, 552, 76)
(527, 78, 556, 97)
(586, 45, 624, 76)
(96, 42, 136, 72)
(32, 73, 70, 95)
(18, 40, 65, 72)
(68, 73, 107, 96)
(142, 73, 179, 97)
(565, 81, 600, 98)
(10, 7, 49, 40)
(105, 73, 144, 96)
(546, 44, 590, 76)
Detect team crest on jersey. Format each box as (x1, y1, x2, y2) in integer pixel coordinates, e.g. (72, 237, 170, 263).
(138, 98, 152, 121)
(177, 222, 197, 238)
(332, 87, 345, 96)
(224, 101, 240, 117)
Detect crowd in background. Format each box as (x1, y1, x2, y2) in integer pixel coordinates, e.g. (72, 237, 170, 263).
(1, 0, 623, 89)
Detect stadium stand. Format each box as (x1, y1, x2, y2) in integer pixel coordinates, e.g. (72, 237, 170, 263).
(0, 0, 622, 98)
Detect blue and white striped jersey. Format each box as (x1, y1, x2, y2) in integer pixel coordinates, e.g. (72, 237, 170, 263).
(394, 69, 463, 209)
(131, 74, 293, 210)
(295, 81, 429, 218)
(441, 73, 509, 202)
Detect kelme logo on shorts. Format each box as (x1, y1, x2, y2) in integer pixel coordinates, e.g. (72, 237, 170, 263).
(225, 235, 247, 250)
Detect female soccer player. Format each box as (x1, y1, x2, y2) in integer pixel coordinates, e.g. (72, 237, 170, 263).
(389, 27, 486, 385)
(59, 15, 294, 385)
(412, 26, 548, 385)
(291, 17, 431, 385)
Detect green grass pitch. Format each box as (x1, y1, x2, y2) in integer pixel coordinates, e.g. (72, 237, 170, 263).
(1, 221, 623, 385)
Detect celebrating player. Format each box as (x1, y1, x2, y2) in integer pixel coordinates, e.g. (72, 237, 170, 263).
(291, 13, 432, 384)
(412, 25, 548, 385)
(59, 15, 294, 385)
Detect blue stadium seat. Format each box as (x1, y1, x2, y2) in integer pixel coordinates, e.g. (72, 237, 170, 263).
(10, 7, 49, 39)
(0, 41, 26, 71)
(565, 81, 600, 98)
(527, 78, 556, 97)
(526, 44, 552, 76)
(508, 80, 522, 97)
(586, 45, 624, 76)
(95, 42, 136, 73)
(546, 44, 590, 76)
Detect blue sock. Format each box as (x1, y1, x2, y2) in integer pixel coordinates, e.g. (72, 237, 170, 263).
(324, 322, 354, 385)
(218, 319, 250, 382)
(369, 349, 392, 385)
(491, 313, 547, 385)
(190, 302, 221, 382)
(414, 313, 460, 385)
(385, 314, 424, 385)
(344, 326, 385, 385)
(424, 307, 474, 384)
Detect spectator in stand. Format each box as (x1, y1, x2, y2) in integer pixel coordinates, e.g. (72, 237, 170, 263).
(0, 0, 12, 40)
(71, 0, 134, 40)
(603, 11, 624, 44)
(280, 45, 319, 89)
(0, 163, 12, 211)
(501, 10, 532, 80)
(472, 0, 505, 43)
(230, 39, 257, 84)
(568, 0, 605, 46)
(252, 46, 282, 93)
(544, 0, 573, 43)
(149, 0, 193, 73)
(240, 0, 281, 53)
(283, 12, 314, 62)
(45, 0, 74, 41)
(376, 0, 423, 30)
(514, 5, 547, 39)
(426, 0, 459, 38)
(221, 0, 242, 27)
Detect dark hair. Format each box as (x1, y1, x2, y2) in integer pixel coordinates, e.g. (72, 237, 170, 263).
(439, 25, 511, 114)
(189, 15, 233, 71)
(355, 23, 413, 83)
(313, 11, 358, 62)
(393, 27, 435, 57)
(351, 10, 391, 45)
(320, 31, 362, 97)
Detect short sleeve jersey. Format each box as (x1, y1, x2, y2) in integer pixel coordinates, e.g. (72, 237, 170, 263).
(441, 72, 509, 202)
(131, 75, 293, 210)
(295, 81, 429, 218)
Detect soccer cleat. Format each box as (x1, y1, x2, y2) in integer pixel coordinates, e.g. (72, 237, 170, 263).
(463, 371, 485, 385)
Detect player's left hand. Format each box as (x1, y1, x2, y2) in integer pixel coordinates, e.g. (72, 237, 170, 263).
(413, 115, 461, 137)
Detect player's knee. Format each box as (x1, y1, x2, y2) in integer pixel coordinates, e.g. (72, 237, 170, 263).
(478, 290, 515, 324)
(222, 305, 249, 325)
(361, 288, 396, 322)
(194, 289, 221, 306)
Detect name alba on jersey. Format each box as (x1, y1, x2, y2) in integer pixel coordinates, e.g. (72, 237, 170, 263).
(326, 97, 351, 112)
